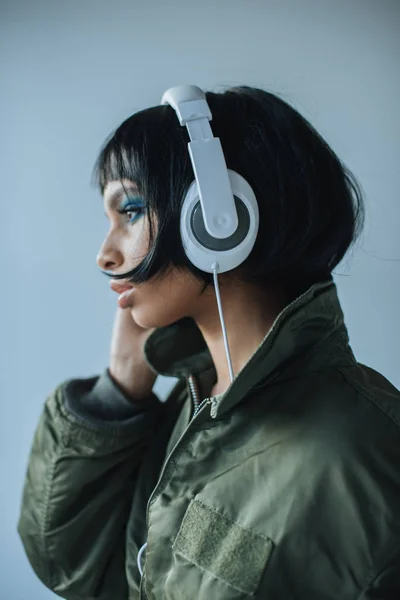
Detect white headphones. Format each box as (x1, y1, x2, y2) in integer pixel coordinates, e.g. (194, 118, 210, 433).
(161, 85, 259, 274)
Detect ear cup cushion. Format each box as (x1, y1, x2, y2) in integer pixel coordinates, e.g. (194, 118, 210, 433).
(190, 196, 250, 251)
(180, 169, 259, 273)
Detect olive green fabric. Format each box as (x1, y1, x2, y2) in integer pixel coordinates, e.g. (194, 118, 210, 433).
(172, 499, 274, 595)
(17, 279, 400, 599)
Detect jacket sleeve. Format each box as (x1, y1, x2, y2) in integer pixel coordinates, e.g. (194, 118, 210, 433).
(17, 367, 167, 600)
(359, 549, 400, 600)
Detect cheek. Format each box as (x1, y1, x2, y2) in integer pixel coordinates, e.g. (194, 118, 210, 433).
(124, 222, 150, 263)
(130, 275, 200, 329)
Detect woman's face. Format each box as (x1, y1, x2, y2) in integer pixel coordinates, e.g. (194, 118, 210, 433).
(97, 179, 206, 329)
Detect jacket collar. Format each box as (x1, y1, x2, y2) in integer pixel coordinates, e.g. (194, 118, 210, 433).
(143, 278, 356, 418)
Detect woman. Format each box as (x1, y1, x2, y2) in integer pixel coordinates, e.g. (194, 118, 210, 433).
(18, 85, 400, 599)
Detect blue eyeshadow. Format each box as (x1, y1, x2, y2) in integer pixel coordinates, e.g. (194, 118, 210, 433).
(118, 195, 145, 224)
(120, 196, 144, 209)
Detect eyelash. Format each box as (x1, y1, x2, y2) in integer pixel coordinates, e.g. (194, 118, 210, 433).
(117, 205, 144, 224)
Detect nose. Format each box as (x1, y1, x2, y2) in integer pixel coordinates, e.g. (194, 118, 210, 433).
(96, 241, 124, 272)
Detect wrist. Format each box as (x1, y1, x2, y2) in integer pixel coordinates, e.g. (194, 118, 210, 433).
(109, 360, 157, 402)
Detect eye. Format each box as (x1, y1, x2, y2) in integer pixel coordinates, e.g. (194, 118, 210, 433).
(117, 204, 144, 224)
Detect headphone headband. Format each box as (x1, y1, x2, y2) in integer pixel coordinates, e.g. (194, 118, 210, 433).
(161, 85, 238, 239)
(161, 85, 212, 125)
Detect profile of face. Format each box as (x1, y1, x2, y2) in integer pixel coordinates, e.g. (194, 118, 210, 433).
(96, 179, 209, 329)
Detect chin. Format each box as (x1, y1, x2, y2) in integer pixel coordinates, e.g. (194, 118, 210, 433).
(129, 305, 185, 330)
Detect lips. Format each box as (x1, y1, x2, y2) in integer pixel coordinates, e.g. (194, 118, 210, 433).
(110, 280, 135, 294)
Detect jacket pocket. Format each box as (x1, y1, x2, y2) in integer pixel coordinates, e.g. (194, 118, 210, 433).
(171, 498, 274, 597)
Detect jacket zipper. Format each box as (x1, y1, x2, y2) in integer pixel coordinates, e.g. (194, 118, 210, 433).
(191, 397, 209, 419)
(187, 373, 202, 417)
(140, 374, 212, 597)
(188, 373, 221, 418)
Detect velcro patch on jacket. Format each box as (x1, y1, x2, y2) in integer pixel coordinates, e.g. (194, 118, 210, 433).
(172, 499, 274, 596)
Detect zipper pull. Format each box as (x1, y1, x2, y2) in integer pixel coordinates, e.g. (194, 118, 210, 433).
(210, 397, 219, 419)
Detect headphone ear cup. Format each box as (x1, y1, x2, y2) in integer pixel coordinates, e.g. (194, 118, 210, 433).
(190, 194, 251, 252)
(180, 169, 259, 274)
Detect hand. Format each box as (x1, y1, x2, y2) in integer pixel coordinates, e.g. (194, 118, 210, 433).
(109, 306, 158, 402)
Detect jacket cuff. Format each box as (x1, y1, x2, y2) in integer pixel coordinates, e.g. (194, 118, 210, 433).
(63, 368, 162, 426)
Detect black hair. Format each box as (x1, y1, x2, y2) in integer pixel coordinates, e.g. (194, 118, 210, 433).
(93, 86, 365, 298)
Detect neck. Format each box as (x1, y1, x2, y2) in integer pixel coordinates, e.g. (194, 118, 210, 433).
(191, 277, 288, 396)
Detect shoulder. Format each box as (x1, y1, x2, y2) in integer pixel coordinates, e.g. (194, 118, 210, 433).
(240, 364, 400, 527)
(303, 363, 400, 466)
(338, 363, 400, 431)
(262, 364, 400, 544)
(263, 363, 400, 451)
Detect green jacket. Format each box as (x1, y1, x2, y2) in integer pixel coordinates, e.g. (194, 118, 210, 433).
(18, 280, 400, 599)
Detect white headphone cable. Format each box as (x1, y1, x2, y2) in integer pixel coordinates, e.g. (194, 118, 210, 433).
(211, 262, 234, 383)
(137, 542, 147, 576)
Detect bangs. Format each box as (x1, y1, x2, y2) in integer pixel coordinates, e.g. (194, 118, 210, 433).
(93, 104, 191, 198)
(92, 103, 209, 286)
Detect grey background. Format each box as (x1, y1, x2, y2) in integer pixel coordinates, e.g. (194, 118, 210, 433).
(1, 0, 399, 598)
